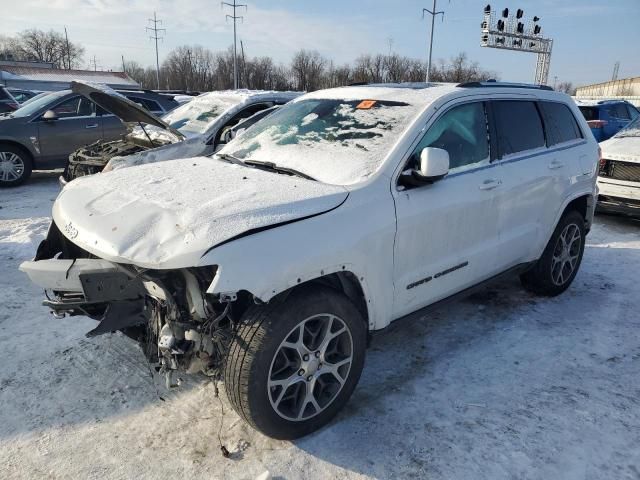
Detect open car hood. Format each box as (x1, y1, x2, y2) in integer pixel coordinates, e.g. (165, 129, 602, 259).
(70, 81, 185, 140)
(53, 157, 348, 269)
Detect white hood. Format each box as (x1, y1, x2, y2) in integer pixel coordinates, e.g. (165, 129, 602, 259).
(600, 135, 640, 163)
(54, 157, 348, 268)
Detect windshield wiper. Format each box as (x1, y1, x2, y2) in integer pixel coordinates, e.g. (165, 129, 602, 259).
(215, 152, 246, 166)
(244, 159, 316, 181)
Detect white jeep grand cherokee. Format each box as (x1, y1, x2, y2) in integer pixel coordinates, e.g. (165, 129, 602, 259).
(20, 81, 598, 439)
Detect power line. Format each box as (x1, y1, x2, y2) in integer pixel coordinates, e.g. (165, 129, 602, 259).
(146, 11, 165, 89)
(222, 0, 247, 90)
(422, 1, 446, 83)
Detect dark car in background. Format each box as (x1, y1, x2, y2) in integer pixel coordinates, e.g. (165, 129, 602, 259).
(0, 88, 178, 187)
(577, 99, 640, 142)
(7, 88, 42, 104)
(0, 87, 19, 113)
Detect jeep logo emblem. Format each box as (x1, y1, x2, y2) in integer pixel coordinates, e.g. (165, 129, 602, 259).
(64, 222, 78, 239)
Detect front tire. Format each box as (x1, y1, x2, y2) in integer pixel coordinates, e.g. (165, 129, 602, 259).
(520, 210, 586, 296)
(223, 286, 366, 439)
(0, 145, 32, 187)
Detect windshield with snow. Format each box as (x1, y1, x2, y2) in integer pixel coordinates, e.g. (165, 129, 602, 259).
(162, 94, 244, 135)
(220, 98, 419, 185)
(616, 116, 640, 138)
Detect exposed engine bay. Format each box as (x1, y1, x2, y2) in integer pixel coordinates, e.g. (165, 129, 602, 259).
(29, 222, 244, 386)
(64, 136, 161, 181)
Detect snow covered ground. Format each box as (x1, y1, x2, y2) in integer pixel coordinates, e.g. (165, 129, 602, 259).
(1, 172, 639, 479)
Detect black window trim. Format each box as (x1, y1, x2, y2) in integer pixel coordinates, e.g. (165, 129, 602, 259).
(491, 99, 547, 161)
(538, 99, 585, 147)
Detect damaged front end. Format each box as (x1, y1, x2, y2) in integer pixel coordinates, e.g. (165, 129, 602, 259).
(20, 222, 238, 385)
(65, 139, 148, 181)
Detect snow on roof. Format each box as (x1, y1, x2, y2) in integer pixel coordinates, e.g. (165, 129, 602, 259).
(299, 83, 459, 106)
(0, 65, 138, 86)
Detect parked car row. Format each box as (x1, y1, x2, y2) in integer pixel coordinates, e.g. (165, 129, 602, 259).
(0, 87, 178, 186)
(20, 81, 600, 439)
(62, 82, 300, 183)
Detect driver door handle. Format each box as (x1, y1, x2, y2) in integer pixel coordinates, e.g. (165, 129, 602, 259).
(479, 179, 502, 190)
(85, 123, 99, 129)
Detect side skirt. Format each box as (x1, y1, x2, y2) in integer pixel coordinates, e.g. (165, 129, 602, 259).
(373, 262, 535, 337)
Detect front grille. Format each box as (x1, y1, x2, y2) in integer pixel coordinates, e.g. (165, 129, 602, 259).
(600, 160, 640, 182)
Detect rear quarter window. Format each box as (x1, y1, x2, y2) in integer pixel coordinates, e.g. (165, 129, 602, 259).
(578, 106, 598, 122)
(540, 101, 583, 145)
(492, 101, 545, 157)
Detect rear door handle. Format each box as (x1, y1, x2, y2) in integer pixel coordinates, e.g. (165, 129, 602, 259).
(479, 179, 502, 190)
(548, 160, 564, 170)
(85, 124, 98, 129)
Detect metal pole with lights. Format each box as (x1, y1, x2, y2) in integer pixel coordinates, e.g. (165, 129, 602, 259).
(480, 5, 553, 85)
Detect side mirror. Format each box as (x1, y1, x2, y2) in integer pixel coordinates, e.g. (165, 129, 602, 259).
(42, 110, 58, 121)
(401, 147, 449, 188)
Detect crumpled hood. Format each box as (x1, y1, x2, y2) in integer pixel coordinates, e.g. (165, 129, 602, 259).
(53, 157, 348, 268)
(601, 135, 640, 163)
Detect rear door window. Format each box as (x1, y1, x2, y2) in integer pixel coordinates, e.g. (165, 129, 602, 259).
(492, 101, 545, 157)
(626, 105, 639, 120)
(578, 106, 598, 122)
(539, 101, 583, 145)
(607, 104, 631, 120)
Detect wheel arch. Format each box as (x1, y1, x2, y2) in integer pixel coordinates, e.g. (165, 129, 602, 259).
(0, 140, 35, 164)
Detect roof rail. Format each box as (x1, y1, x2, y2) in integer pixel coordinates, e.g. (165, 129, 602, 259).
(597, 99, 629, 105)
(457, 81, 554, 91)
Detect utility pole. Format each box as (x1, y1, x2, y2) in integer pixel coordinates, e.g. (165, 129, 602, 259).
(122, 55, 126, 73)
(240, 39, 246, 88)
(89, 55, 98, 71)
(222, 0, 247, 89)
(612, 61, 620, 81)
(422, 1, 445, 83)
(147, 11, 165, 90)
(553, 75, 558, 90)
(64, 27, 71, 69)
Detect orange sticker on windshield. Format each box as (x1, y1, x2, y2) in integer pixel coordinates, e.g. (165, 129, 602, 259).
(356, 100, 376, 109)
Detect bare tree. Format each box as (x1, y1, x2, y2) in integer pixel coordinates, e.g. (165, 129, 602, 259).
(556, 81, 575, 95)
(291, 50, 327, 92)
(13, 29, 84, 68)
(432, 52, 496, 83)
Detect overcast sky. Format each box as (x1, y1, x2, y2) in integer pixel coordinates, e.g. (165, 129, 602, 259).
(4, 0, 639, 87)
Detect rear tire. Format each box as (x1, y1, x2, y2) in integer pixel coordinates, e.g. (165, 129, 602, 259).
(520, 210, 586, 296)
(223, 285, 366, 439)
(0, 145, 32, 187)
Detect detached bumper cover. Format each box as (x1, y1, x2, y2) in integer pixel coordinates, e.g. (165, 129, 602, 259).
(19, 258, 149, 337)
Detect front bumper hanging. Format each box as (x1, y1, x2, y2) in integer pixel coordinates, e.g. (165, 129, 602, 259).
(20, 258, 150, 337)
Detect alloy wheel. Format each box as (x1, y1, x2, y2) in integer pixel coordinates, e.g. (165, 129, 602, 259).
(0, 151, 25, 182)
(267, 313, 353, 421)
(551, 222, 582, 286)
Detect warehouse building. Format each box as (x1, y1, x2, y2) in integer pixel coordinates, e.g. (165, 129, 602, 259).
(576, 76, 640, 97)
(0, 60, 139, 92)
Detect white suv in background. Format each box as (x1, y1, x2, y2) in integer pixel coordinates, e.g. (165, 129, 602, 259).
(597, 115, 640, 217)
(21, 81, 599, 439)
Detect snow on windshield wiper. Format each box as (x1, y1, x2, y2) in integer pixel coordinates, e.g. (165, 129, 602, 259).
(215, 153, 246, 166)
(243, 159, 316, 181)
